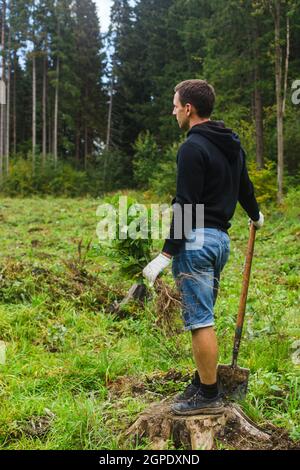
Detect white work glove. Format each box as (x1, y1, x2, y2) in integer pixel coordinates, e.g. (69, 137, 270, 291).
(249, 211, 264, 229)
(142, 253, 171, 286)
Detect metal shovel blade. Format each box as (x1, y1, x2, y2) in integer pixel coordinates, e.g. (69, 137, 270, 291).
(217, 364, 250, 400)
(112, 282, 149, 313)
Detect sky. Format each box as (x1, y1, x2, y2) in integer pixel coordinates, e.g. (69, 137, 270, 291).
(95, 0, 112, 33)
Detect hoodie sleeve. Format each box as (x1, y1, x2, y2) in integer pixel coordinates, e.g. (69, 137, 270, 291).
(163, 142, 205, 256)
(238, 149, 260, 221)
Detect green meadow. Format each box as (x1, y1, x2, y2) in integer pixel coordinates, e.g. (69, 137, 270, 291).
(0, 190, 299, 449)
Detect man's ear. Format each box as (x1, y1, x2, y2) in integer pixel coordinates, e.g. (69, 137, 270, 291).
(186, 103, 192, 116)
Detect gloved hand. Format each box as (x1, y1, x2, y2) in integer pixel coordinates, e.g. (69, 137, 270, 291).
(249, 211, 264, 229)
(142, 253, 172, 286)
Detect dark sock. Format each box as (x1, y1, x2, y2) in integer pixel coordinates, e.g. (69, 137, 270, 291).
(192, 370, 201, 387)
(200, 381, 218, 399)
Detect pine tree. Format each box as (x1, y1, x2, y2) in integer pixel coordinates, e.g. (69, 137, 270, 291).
(9, 0, 30, 156)
(109, 0, 135, 154)
(73, 0, 106, 167)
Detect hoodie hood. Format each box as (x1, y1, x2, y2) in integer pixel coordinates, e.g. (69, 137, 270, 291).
(187, 120, 242, 162)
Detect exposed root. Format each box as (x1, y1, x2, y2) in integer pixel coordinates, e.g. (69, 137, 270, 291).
(154, 279, 182, 334)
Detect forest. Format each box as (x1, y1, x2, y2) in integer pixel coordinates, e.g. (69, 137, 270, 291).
(0, 0, 299, 453)
(0, 0, 299, 201)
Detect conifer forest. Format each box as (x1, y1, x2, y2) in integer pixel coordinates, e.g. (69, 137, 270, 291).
(0, 0, 299, 454)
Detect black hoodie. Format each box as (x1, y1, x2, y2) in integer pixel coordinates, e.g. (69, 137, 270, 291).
(163, 121, 260, 256)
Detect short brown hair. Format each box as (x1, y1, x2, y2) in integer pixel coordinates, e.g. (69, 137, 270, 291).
(174, 79, 215, 118)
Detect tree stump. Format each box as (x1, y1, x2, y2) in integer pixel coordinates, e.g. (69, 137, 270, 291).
(125, 397, 272, 450)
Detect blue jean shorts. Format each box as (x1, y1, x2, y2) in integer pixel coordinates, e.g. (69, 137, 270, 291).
(172, 228, 230, 331)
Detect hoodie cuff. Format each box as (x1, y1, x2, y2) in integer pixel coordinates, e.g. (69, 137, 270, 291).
(162, 239, 183, 257)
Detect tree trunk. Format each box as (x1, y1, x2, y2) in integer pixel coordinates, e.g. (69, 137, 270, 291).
(106, 77, 113, 150)
(42, 52, 47, 166)
(48, 99, 52, 155)
(32, 54, 36, 167)
(103, 77, 114, 191)
(274, 1, 283, 204)
(282, 16, 290, 117)
(84, 125, 88, 169)
(75, 123, 80, 165)
(5, 21, 11, 174)
(254, 73, 264, 169)
(274, 7, 290, 204)
(0, 0, 6, 182)
(253, 20, 264, 170)
(13, 51, 16, 155)
(53, 56, 59, 166)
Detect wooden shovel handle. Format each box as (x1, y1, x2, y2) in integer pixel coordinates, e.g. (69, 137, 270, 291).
(231, 223, 256, 367)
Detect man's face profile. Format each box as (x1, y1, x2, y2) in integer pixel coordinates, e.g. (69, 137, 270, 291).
(173, 91, 190, 131)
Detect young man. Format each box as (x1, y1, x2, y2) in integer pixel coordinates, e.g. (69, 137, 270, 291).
(143, 79, 264, 415)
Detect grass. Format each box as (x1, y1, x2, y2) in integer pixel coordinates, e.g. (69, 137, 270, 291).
(0, 190, 299, 449)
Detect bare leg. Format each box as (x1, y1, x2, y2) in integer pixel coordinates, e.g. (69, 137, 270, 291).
(191, 326, 218, 385)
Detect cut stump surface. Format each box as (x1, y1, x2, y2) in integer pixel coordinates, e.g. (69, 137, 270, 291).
(125, 398, 274, 450)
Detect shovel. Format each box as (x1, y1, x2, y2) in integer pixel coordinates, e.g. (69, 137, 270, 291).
(217, 222, 257, 400)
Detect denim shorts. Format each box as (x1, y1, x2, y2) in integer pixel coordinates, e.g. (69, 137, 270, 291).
(172, 228, 230, 331)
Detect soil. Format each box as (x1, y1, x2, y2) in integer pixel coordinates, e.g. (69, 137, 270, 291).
(108, 369, 300, 451)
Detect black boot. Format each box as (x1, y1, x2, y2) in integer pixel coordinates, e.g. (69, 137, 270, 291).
(171, 388, 224, 415)
(173, 370, 201, 402)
